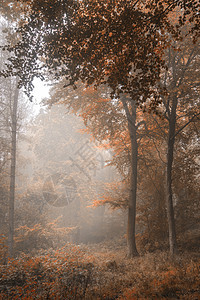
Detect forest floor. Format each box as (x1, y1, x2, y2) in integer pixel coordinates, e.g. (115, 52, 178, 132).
(0, 238, 199, 299)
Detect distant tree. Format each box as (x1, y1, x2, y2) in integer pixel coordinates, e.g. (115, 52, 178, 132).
(22, 104, 112, 244)
(0, 21, 18, 256)
(0, 17, 30, 256)
(8, 80, 19, 257)
(174, 120, 200, 241)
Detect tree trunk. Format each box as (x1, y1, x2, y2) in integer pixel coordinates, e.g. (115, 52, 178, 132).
(8, 82, 19, 257)
(166, 94, 178, 255)
(125, 101, 139, 257)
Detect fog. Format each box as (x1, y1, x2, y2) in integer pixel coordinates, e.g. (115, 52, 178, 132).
(12, 103, 127, 253)
(0, 3, 199, 298)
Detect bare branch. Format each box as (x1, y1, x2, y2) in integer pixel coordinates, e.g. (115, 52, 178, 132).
(173, 112, 200, 139)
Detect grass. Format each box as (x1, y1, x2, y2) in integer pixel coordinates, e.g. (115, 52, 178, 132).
(0, 241, 199, 299)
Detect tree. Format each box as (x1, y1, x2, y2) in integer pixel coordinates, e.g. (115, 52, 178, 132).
(159, 27, 200, 254)
(0, 15, 30, 256)
(8, 79, 19, 257)
(0, 20, 19, 257)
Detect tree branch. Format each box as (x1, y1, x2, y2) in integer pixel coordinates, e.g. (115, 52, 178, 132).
(173, 112, 200, 139)
(120, 96, 135, 128)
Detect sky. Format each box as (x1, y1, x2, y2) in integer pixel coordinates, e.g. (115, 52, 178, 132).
(31, 78, 50, 115)
(32, 78, 50, 103)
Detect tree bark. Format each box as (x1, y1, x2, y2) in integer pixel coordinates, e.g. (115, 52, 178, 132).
(127, 129, 139, 257)
(122, 98, 139, 257)
(8, 82, 19, 257)
(166, 94, 178, 255)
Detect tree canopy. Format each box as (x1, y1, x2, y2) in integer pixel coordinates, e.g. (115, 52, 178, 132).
(1, 0, 199, 104)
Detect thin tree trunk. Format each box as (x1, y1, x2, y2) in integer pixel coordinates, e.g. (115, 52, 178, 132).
(166, 94, 178, 255)
(127, 130, 139, 257)
(8, 82, 19, 257)
(122, 99, 139, 257)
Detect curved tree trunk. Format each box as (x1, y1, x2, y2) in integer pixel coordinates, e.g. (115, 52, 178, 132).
(8, 81, 19, 257)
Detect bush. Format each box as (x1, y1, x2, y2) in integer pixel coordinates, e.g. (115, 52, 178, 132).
(0, 243, 199, 299)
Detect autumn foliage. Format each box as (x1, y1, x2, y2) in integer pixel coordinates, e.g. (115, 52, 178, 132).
(0, 242, 199, 299)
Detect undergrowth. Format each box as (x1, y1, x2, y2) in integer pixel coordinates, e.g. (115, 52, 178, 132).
(0, 242, 199, 299)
